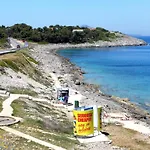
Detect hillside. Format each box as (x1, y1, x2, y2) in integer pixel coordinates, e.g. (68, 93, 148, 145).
(1, 23, 118, 44)
(0, 49, 54, 97)
(0, 49, 81, 150)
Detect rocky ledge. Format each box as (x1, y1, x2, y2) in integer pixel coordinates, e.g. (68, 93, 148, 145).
(30, 33, 146, 51)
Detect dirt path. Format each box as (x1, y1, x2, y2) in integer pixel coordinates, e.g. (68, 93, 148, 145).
(50, 72, 84, 108)
(0, 126, 66, 150)
(0, 92, 66, 150)
(0, 94, 20, 116)
(1, 73, 150, 150)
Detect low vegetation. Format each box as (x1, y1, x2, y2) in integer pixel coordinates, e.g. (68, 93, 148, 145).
(0, 38, 8, 49)
(0, 129, 51, 150)
(0, 49, 52, 87)
(11, 99, 81, 149)
(0, 23, 117, 44)
(9, 88, 37, 96)
(0, 25, 8, 49)
(0, 49, 38, 73)
(103, 124, 150, 150)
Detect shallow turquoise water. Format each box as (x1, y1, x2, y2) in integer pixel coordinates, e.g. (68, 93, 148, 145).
(58, 36, 150, 111)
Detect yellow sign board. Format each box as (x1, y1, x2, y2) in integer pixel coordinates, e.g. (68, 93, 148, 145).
(97, 107, 102, 131)
(73, 109, 94, 136)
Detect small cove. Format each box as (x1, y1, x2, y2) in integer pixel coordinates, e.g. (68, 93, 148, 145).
(58, 36, 150, 112)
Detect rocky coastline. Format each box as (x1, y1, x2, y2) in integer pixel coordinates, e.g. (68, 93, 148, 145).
(56, 50, 150, 124)
(30, 34, 150, 126)
(29, 33, 147, 51)
(0, 35, 150, 150)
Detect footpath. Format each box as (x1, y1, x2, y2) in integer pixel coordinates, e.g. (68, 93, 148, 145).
(0, 72, 150, 150)
(0, 92, 65, 150)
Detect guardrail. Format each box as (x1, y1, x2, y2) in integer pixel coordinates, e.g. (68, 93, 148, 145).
(0, 46, 28, 55)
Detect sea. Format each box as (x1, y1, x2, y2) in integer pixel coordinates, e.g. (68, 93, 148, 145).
(58, 36, 150, 112)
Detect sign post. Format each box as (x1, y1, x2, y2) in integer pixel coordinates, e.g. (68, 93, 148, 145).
(97, 107, 102, 132)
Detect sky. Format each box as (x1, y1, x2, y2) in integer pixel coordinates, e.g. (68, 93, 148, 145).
(0, 0, 150, 35)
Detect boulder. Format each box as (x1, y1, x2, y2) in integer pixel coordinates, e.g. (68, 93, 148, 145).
(0, 67, 6, 74)
(121, 98, 130, 102)
(81, 70, 86, 74)
(75, 80, 81, 85)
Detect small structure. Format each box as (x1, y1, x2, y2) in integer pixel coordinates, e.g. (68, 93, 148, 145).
(73, 106, 102, 137)
(72, 29, 84, 33)
(57, 88, 69, 104)
(73, 107, 94, 137)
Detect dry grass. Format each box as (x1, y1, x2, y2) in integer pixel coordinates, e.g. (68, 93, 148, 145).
(0, 53, 18, 60)
(11, 99, 80, 149)
(9, 88, 38, 96)
(103, 124, 150, 150)
(0, 50, 53, 87)
(0, 129, 50, 150)
(0, 50, 38, 72)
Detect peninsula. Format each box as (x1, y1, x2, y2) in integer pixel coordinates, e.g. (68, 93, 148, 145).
(0, 24, 147, 49)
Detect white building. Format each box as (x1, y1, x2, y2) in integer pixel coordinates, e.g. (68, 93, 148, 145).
(72, 29, 84, 33)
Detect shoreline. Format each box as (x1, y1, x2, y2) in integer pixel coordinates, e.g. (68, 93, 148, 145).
(54, 48, 150, 124)
(29, 33, 147, 51)
(30, 36, 150, 125)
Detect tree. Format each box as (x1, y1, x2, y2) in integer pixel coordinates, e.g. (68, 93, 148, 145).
(0, 23, 117, 44)
(71, 31, 86, 43)
(30, 30, 42, 42)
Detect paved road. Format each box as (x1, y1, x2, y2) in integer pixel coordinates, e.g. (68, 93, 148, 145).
(9, 37, 25, 48)
(0, 37, 28, 55)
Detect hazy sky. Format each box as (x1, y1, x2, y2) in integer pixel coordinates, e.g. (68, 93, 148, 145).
(1, 0, 149, 35)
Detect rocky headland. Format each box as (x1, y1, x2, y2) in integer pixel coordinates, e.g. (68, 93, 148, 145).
(35, 33, 147, 50)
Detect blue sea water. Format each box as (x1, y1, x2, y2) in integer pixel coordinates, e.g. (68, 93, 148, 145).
(58, 36, 150, 111)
